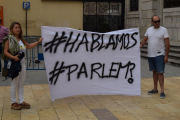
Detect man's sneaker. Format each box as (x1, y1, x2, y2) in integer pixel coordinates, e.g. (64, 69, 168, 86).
(160, 93, 165, 99)
(147, 90, 158, 95)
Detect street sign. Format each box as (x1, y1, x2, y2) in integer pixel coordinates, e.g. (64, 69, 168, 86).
(23, 2, 30, 9)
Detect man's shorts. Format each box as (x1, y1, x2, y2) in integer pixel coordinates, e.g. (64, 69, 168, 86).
(148, 55, 165, 73)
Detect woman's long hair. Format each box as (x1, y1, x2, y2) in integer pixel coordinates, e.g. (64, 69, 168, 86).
(9, 22, 26, 43)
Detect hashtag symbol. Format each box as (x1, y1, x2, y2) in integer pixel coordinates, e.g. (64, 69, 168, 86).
(44, 32, 67, 53)
(49, 61, 66, 85)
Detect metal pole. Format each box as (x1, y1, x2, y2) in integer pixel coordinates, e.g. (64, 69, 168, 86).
(26, 8, 28, 69)
(26, 9, 27, 37)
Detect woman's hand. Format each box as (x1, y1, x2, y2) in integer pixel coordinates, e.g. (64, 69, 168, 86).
(38, 38, 43, 43)
(13, 55, 20, 61)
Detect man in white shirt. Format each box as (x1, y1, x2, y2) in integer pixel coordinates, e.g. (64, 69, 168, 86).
(140, 15, 170, 99)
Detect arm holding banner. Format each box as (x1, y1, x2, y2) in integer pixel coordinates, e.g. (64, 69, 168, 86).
(22, 38, 43, 49)
(140, 36, 148, 48)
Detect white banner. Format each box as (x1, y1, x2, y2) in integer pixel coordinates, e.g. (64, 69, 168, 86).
(41, 27, 141, 101)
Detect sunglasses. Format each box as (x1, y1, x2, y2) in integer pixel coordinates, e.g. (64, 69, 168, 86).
(153, 20, 160, 23)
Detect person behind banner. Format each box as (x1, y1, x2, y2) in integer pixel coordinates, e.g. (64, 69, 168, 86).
(0, 18, 9, 73)
(140, 15, 170, 99)
(2, 22, 43, 110)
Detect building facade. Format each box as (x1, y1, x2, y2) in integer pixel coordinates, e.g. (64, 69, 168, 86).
(126, 0, 180, 41)
(1, 0, 180, 41)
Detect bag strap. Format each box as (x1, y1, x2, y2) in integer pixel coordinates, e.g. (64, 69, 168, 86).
(4, 60, 8, 68)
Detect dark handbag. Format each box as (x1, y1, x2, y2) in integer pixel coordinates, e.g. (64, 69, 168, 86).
(2, 61, 9, 77)
(2, 67, 9, 77)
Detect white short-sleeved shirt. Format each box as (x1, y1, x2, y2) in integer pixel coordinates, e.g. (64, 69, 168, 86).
(18, 40, 26, 61)
(144, 26, 169, 57)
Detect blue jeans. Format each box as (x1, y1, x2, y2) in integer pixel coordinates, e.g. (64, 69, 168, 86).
(148, 55, 165, 73)
(0, 43, 2, 72)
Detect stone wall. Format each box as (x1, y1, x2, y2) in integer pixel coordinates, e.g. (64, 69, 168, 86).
(125, 0, 140, 32)
(125, 0, 180, 42)
(163, 8, 180, 42)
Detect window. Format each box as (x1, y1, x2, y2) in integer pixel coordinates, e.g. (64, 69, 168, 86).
(164, 0, 180, 8)
(130, 0, 138, 11)
(83, 1, 125, 33)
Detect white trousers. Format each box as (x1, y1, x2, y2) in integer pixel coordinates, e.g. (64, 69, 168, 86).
(10, 60, 26, 104)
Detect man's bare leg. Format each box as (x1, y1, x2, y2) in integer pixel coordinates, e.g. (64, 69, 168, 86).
(153, 71, 159, 91)
(158, 73, 164, 93)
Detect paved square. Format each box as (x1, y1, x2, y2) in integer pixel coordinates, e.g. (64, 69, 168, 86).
(0, 76, 180, 120)
(0, 58, 180, 120)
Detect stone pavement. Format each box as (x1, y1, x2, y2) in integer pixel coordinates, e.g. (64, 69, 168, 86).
(0, 58, 180, 120)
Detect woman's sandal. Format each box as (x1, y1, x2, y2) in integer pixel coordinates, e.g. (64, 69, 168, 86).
(11, 103, 22, 110)
(20, 101, 31, 109)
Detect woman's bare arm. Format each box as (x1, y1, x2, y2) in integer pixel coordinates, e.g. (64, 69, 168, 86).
(22, 38, 43, 49)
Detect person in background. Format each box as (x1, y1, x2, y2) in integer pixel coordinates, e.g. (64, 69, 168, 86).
(2, 22, 43, 110)
(0, 18, 9, 73)
(140, 15, 170, 99)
